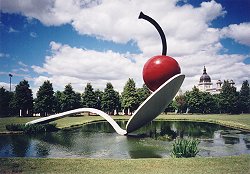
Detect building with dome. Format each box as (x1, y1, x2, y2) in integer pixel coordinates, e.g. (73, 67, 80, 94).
(197, 66, 235, 94)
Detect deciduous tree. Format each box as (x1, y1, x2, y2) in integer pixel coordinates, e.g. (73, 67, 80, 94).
(173, 93, 187, 113)
(185, 86, 203, 113)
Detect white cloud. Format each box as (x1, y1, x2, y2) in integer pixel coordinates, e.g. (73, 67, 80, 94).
(30, 32, 37, 38)
(221, 23, 250, 46)
(1, 0, 225, 56)
(32, 41, 141, 92)
(177, 51, 250, 91)
(69, 0, 225, 57)
(14, 61, 29, 72)
(0, 53, 10, 58)
(1, 0, 250, 93)
(18, 61, 28, 67)
(8, 27, 19, 33)
(31, 41, 250, 93)
(0, 82, 15, 91)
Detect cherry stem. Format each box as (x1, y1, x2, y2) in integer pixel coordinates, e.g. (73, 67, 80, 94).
(139, 12, 167, 56)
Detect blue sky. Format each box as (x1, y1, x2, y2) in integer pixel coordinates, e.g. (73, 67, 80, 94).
(0, 0, 250, 95)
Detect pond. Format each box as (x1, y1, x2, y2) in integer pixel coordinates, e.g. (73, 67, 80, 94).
(0, 121, 249, 158)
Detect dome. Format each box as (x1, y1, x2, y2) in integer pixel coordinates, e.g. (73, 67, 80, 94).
(199, 66, 211, 83)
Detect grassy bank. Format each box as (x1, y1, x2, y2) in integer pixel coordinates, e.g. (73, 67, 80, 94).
(54, 114, 250, 131)
(157, 114, 250, 131)
(0, 155, 249, 174)
(0, 114, 250, 133)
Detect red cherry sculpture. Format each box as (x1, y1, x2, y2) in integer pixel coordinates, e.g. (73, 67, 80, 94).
(139, 12, 181, 91)
(143, 55, 180, 91)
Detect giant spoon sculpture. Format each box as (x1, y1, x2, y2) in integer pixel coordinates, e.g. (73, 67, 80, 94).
(26, 12, 185, 135)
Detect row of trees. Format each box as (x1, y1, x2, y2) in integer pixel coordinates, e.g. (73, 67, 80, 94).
(0, 78, 151, 117)
(0, 79, 249, 117)
(169, 80, 250, 114)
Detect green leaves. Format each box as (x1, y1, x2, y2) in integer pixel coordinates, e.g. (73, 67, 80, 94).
(82, 83, 97, 108)
(121, 78, 140, 114)
(61, 84, 82, 112)
(219, 80, 240, 114)
(6, 123, 58, 134)
(171, 138, 200, 158)
(34, 80, 55, 116)
(137, 84, 151, 105)
(101, 83, 120, 115)
(239, 80, 250, 113)
(0, 87, 12, 117)
(12, 80, 33, 116)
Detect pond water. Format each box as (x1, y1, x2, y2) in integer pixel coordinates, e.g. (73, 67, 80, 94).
(0, 121, 249, 159)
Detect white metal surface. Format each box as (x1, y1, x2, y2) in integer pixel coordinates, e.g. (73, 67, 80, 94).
(126, 74, 185, 133)
(25, 108, 127, 135)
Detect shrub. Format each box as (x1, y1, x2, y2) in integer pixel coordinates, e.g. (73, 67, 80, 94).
(6, 123, 58, 134)
(5, 123, 25, 131)
(171, 138, 200, 158)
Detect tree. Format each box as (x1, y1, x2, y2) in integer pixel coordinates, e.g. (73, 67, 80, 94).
(61, 84, 81, 111)
(185, 86, 203, 113)
(165, 100, 175, 113)
(11, 80, 33, 116)
(173, 93, 187, 113)
(54, 91, 63, 113)
(114, 91, 121, 114)
(101, 83, 120, 115)
(219, 80, 240, 114)
(137, 84, 151, 104)
(34, 80, 55, 116)
(82, 83, 97, 108)
(200, 92, 218, 114)
(185, 86, 220, 114)
(239, 80, 250, 113)
(0, 87, 12, 117)
(121, 78, 139, 115)
(95, 89, 103, 110)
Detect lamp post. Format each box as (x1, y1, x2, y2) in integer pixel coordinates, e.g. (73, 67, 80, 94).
(9, 74, 13, 92)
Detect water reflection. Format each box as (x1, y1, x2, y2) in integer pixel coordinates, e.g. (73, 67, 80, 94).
(0, 121, 249, 158)
(11, 135, 30, 157)
(243, 136, 250, 149)
(35, 142, 50, 157)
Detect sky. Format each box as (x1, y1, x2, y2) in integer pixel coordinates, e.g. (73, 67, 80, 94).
(0, 0, 250, 96)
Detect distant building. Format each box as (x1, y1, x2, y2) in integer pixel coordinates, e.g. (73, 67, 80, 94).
(197, 66, 235, 94)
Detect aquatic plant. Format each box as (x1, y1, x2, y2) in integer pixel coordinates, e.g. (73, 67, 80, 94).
(171, 138, 200, 158)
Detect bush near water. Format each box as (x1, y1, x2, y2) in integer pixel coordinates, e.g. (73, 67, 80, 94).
(6, 123, 58, 134)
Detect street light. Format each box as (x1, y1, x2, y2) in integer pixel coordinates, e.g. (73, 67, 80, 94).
(9, 74, 13, 91)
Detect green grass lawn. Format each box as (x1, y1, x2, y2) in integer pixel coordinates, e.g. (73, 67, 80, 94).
(157, 114, 250, 131)
(0, 155, 249, 174)
(0, 114, 250, 173)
